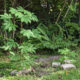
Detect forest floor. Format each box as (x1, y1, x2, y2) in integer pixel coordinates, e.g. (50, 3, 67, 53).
(0, 53, 80, 80)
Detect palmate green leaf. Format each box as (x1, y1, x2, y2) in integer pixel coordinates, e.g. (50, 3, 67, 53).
(1, 39, 19, 51)
(31, 14, 38, 22)
(2, 20, 17, 32)
(9, 8, 17, 14)
(20, 29, 35, 39)
(17, 6, 36, 19)
(0, 13, 12, 19)
(15, 12, 23, 18)
(19, 43, 36, 54)
(0, 13, 17, 32)
(10, 8, 23, 18)
(7, 39, 19, 48)
(10, 6, 38, 24)
(21, 15, 32, 24)
(17, 6, 32, 15)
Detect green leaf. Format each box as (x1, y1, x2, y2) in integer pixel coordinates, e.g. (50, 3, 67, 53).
(20, 29, 35, 39)
(10, 51, 15, 56)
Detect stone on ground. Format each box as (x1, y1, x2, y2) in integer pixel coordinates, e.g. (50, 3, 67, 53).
(52, 62, 61, 68)
(64, 59, 72, 64)
(10, 70, 18, 76)
(61, 64, 76, 70)
(35, 56, 60, 63)
(17, 68, 33, 75)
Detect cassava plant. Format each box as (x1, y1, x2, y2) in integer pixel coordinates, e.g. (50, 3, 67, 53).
(0, 6, 38, 68)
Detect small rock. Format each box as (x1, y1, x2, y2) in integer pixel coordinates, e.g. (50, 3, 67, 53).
(10, 70, 18, 76)
(35, 56, 60, 63)
(64, 59, 72, 64)
(52, 62, 61, 68)
(39, 58, 48, 63)
(61, 64, 76, 70)
(17, 68, 33, 75)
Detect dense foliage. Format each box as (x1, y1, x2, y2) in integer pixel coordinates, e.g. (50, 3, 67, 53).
(0, 0, 80, 69)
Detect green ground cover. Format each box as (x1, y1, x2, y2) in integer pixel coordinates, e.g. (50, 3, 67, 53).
(0, 53, 80, 80)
